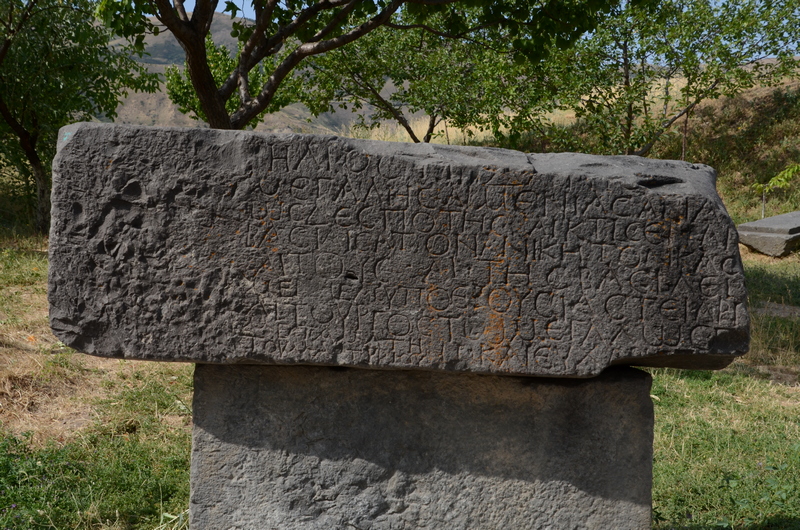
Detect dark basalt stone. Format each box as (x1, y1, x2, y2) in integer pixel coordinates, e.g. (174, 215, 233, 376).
(738, 211, 800, 257)
(49, 123, 749, 376)
(190, 364, 654, 529)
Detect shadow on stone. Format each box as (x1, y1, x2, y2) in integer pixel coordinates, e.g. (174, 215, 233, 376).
(191, 364, 654, 528)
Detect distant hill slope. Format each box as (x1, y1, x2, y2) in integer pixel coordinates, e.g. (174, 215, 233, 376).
(113, 14, 358, 134)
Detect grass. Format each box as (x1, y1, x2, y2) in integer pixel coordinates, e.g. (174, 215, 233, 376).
(740, 250, 800, 369)
(0, 346, 193, 529)
(650, 368, 800, 529)
(1, 235, 193, 529)
(0, 362, 192, 529)
(742, 253, 800, 309)
(648, 249, 800, 529)
(0, 237, 796, 529)
(748, 314, 800, 369)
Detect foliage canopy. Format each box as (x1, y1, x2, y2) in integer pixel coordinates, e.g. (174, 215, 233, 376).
(0, 0, 158, 232)
(102, 0, 628, 130)
(548, 0, 800, 156)
(296, 8, 559, 143)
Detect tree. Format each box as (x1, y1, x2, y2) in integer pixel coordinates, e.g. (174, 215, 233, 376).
(298, 15, 504, 143)
(296, 9, 559, 144)
(549, 0, 800, 156)
(99, 0, 626, 131)
(165, 34, 303, 127)
(753, 163, 800, 219)
(0, 0, 158, 232)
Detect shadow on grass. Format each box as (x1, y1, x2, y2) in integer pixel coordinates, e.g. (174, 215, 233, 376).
(743, 517, 800, 530)
(744, 259, 800, 308)
(657, 517, 800, 530)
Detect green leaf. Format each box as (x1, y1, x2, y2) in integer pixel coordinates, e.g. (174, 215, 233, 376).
(224, 1, 240, 18)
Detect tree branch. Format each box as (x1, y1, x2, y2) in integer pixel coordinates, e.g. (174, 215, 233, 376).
(241, 0, 279, 62)
(153, 0, 195, 41)
(220, 0, 345, 102)
(347, 64, 420, 143)
(0, 90, 30, 142)
(634, 79, 720, 157)
(231, 0, 411, 127)
(219, 0, 280, 100)
(174, 0, 189, 22)
(191, 0, 219, 36)
(309, 0, 361, 43)
(0, 0, 39, 66)
(238, 65, 251, 102)
(298, 0, 404, 56)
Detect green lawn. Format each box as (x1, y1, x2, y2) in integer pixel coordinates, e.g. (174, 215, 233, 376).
(651, 368, 800, 529)
(0, 366, 192, 529)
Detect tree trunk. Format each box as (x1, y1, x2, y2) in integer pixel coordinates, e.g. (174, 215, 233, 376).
(153, 0, 233, 129)
(183, 37, 234, 129)
(621, 38, 634, 155)
(11, 130, 49, 232)
(15, 129, 49, 233)
(422, 115, 439, 143)
(31, 156, 50, 233)
(681, 110, 690, 161)
(0, 94, 49, 232)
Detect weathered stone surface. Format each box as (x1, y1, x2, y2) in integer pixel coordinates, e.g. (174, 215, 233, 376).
(191, 364, 654, 529)
(738, 211, 800, 257)
(49, 123, 749, 376)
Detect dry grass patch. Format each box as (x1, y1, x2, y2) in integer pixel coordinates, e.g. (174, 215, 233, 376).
(0, 345, 192, 446)
(0, 257, 193, 528)
(0, 241, 193, 450)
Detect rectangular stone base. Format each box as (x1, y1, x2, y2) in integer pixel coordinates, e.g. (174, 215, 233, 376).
(738, 210, 800, 256)
(738, 229, 800, 257)
(190, 365, 653, 529)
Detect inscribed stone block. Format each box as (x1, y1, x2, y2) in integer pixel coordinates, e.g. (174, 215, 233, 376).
(49, 123, 749, 376)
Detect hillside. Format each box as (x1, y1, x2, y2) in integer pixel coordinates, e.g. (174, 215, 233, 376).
(113, 14, 358, 134)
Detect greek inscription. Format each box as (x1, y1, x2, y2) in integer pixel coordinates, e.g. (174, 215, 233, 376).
(51, 127, 748, 376)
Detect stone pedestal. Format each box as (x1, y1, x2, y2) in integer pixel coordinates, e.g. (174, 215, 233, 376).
(191, 365, 653, 529)
(49, 124, 750, 529)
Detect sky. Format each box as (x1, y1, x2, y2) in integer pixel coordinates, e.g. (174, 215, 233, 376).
(181, 0, 257, 21)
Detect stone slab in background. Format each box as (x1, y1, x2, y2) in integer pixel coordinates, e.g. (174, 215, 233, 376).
(737, 211, 800, 257)
(190, 364, 654, 530)
(49, 123, 749, 376)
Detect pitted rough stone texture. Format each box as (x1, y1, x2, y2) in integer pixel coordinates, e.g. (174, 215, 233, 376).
(190, 364, 654, 529)
(49, 123, 749, 376)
